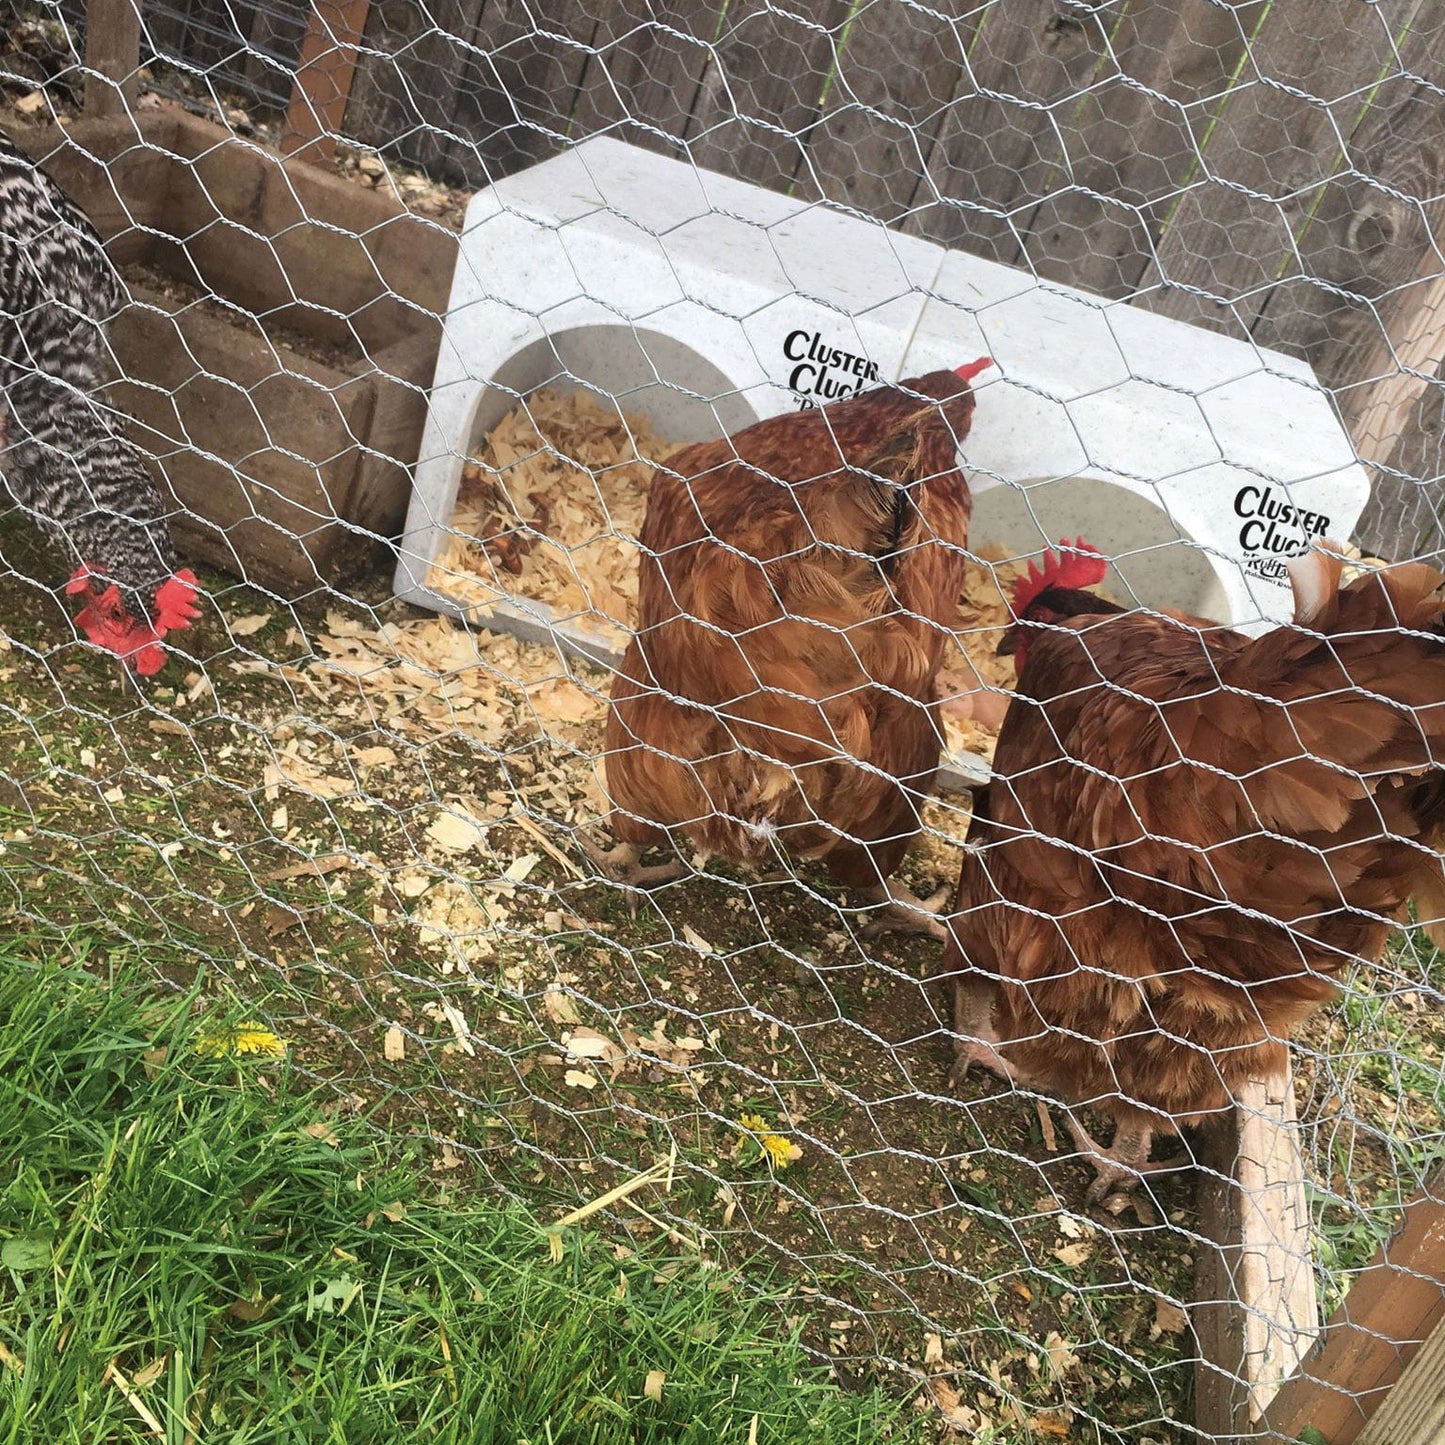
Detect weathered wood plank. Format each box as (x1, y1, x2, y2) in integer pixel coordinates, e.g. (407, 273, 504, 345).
(442, 0, 596, 180)
(1353, 357, 1445, 564)
(1192, 1069, 1318, 1439)
(1264, 1170, 1445, 1445)
(281, 0, 374, 159)
(684, 0, 851, 194)
(1252, 11, 1445, 383)
(1021, 0, 1258, 298)
(1355, 1313, 1445, 1445)
(343, 0, 489, 179)
(792, 0, 978, 225)
(905, 0, 1115, 265)
(84, 0, 141, 118)
(568, 0, 728, 159)
(1137, 0, 1422, 338)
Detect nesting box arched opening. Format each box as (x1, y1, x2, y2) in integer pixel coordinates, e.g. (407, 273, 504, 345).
(395, 137, 1370, 691)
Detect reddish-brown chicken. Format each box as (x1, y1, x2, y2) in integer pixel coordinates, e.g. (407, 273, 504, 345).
(596, 360, 993, 935)
(944, 539, 1445, 1205)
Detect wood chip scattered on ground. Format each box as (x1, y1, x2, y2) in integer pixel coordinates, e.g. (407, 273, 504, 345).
(423, 387, 1026, 761)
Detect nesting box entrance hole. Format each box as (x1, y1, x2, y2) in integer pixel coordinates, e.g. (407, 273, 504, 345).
(418, 325, 757, 658)
(972, 476, 1229, 621)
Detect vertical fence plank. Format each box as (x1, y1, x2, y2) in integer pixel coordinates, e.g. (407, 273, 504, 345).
(343, 0, 490, 178)
(442, 0, 596, 180)
(1019, 0, 1258, 298)
(1192, 1071, 1318, 1439)
(568, 0, 729, 159)
(905, 0, 1118, 265)
(84, 0, 142, 117)
(792, 0, 978, 225)
(1251, 11, 1445, 378)
(282, 0, 373, 158)
(1264, 1172, 1445, 1445)
(684, 0, 853, 194)
(1135, 0, 1422, 338)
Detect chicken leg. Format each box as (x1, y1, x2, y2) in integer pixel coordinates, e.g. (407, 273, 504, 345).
(948, 973, 1019, 1087)
(1062, 1113, 1181, 1208)
(579, 834, 688, 916)
(856, 879, 952, 941)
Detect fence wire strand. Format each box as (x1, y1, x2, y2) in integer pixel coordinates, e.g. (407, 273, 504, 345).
(1, 1, 1445, 1439)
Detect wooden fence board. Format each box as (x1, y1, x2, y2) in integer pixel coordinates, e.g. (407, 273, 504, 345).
(904, 0, 1115, 265)
(568, 0, 727, 160)
(1264, 1170, 1445, 1445)
(1192, 1070, 1318, 1439)
(281, 0, 373, 158)
(1020, 0, 1258, 298)
(1354, 1312, 1445, 1445)
(84, 0, 141, 118)
(792, 0, 978, 225)
(1251, 10, 1445, 385)
(684, 0, 852, 193)
(345, 0, 490, 178)
(443, 0, 596, 180)
(1353, 355, 1445, 564)
(1135, 0, 1422, 338)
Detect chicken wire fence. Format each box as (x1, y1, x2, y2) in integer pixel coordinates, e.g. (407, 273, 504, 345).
(2, 0, 1445, 1439)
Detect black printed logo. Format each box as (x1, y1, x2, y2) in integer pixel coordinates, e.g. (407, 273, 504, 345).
(1234, 484, 1331, 581)
(784, 329, 879, 409)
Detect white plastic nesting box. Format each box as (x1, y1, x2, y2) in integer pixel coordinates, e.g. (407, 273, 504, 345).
(395, 136, 1370, 649)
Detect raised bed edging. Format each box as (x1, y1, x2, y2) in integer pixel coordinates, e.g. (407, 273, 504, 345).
(4, 102, 457, 595)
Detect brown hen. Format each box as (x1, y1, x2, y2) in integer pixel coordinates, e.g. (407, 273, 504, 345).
(598, 361, 992, 935)
(944, 540, 1445, 1205)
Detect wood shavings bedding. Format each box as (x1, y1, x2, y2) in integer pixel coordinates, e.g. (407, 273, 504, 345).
(428, 387, 669, 650)
(423, 388, 1030, 760)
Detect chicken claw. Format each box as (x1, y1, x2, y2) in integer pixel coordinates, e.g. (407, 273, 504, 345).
(1061, 1114, 1181, 1210)
(579, 834, 687, 916)
(856, 879, 952, 941)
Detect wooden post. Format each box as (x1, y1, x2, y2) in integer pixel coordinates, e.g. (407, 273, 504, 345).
(1192, 1070, 1319, 1440)
(84, 0, 142, 119)
(1264, 1171, 1445, 1444)
(1345, 235, 1445, 471)
(281, 0, 373, 162)
(1354, 1313, 1445, 1445)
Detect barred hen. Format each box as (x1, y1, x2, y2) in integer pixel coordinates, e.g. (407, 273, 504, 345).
(0, 135, 197, 673)
(944, 540, 1445, 1206)
(597, 360, 992, 936)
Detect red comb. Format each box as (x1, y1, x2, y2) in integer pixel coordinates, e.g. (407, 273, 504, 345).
(1010, 538, 1109, 618)
(954, 356, 993, 385)
(67, 562, 101, 596)
(154, 569, 200, 632)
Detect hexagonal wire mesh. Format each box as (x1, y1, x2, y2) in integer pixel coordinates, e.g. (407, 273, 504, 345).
(2, 0, 1445, 1438)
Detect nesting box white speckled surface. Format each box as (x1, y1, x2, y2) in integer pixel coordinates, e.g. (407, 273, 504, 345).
(395, 136, 1370, 645)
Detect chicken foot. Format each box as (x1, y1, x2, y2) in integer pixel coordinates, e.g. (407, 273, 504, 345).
(856, 879, 952, 941)
(579, 835, 688, 915)
(1061, 1113, 1181, 1209)
(948, 974, 1019, 1087)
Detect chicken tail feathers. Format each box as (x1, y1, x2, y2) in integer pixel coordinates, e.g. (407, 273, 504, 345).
(1285, 541, 1345, 629)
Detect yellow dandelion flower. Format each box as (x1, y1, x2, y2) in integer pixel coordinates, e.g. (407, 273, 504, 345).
(760, 1131, 801, 1170)
(735, 1114, 802, 1171)
(194, 1022, 288, 1059)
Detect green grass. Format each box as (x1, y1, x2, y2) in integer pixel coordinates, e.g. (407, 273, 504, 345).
(0, 930, 922, 1443)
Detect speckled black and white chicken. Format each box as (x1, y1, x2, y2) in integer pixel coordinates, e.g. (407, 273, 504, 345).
(0, 133, 197, 673)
